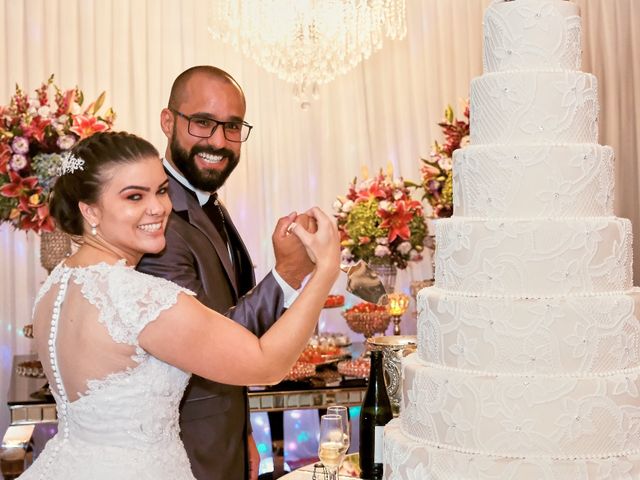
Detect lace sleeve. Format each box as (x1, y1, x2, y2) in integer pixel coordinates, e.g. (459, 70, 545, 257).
(73, 264, 196, 347)
(32, 263, 66, 315)
(108, 268, 196, 345)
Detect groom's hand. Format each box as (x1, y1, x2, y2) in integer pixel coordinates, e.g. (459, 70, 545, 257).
(273, 212, 317, 289)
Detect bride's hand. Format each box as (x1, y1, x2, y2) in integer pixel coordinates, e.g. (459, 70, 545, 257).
(289, 207, 340, 273)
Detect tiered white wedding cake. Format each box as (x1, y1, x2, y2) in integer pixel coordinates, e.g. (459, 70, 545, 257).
(384, 1, 640, 478)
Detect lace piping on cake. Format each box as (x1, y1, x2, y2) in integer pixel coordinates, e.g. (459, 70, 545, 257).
(483, 0, 581, 73)
(453, 144, 615, 217)
(398, 428, 640, 462)
(460, 142, 612, 148)
(445, 215, 621, 222)
(425, 286, 640, 301)
(470, 71, 599, 145)
(417, 361, 640, 380)
(479, 70, 596, 80)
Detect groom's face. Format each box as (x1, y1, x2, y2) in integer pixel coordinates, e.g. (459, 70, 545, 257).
(167, 73, 244, 192)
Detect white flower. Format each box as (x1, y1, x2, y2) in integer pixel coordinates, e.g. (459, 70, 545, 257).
(376, 237, 389, 245)
(69, 102, 82, 115)
(37, 105, 51, 117)
(449, 330, 480, 367)
(378, 200, 392, 211)
(332, 199, 342, 211)
(565, 323, 598, 359)
(445, 222, 472, 251)
(374, 245, 391, 257)
(340, 248, 353, 263)
(341, 200, 354, 213)
(612, 374, 640, 398)
(393, 191, 403, 200)
(442, 404, 472, 445)
(556, 398, 597, 440)
(57, 134, 76, 150)
(438, 155, 453, 170)
(397, 241, 412, 255)
(9, 154, 27, 171)
(548, 258, 583, 291)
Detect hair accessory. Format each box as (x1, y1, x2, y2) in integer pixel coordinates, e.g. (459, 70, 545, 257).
(58, 151, 85, 175)
(91, 224, 97, 236)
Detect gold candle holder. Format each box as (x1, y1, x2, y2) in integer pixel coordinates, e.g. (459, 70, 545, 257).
(385, 293, 410, 335)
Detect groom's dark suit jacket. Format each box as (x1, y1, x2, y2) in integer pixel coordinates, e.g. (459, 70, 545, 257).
(137, 173, 285, 480)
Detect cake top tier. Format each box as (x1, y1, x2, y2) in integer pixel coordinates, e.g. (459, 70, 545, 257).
(483, 0, 582, 73)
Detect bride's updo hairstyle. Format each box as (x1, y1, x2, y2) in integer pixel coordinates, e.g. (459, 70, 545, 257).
(50, 131, 159, 236)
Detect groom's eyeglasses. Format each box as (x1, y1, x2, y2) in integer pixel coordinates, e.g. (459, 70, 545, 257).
(169, 108, 253, 142)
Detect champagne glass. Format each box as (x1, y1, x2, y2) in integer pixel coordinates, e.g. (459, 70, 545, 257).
(318, 414, 346, 480)
(327, 405, 350, 457)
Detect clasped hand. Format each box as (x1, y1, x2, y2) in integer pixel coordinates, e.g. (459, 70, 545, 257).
(273, 207, 340, 289)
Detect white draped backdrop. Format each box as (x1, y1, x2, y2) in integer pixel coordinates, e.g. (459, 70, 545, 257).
(0, 0, 638, 437)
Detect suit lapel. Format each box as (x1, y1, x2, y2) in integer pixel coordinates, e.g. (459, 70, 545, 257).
(167, 174, 239, 297)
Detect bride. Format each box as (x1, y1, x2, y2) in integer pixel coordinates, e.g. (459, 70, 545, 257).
(18, 131, 340, 479)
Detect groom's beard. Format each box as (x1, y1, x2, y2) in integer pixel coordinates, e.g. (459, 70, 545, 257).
(169, 133, 239, 192)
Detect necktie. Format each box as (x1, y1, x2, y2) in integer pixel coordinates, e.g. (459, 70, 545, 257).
(202, 193, 229, 246)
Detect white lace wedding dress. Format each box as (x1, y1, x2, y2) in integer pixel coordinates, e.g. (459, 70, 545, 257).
(18, 261, 197, 480)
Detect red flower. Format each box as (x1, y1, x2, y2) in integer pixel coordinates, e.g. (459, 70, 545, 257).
(0, 143, 11, 174)
(0, 170, 39, 197)
(21, 116, 51, 144)
(19, 203, 55, 233)
(0, 76, 115, 233)
(70, 115, 109, 139)
(378, 200, 421, 243)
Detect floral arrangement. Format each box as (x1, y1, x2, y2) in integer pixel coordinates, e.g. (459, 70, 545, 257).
(420, 101, 469, 218)
(334, 169, 427, 269)
(0, 75, 115, 232)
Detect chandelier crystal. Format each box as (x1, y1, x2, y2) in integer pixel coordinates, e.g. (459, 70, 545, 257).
(209, 0, 407, 103)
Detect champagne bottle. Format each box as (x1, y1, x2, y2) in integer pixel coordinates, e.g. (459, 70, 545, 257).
(359, 349, 393, 479)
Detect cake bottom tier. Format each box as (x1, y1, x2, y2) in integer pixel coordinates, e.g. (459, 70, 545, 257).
(401, 354, 640, 457)
(384, 419, 640, 480)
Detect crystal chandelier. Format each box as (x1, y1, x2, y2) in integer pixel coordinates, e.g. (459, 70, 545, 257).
(209, 0, 407, 104)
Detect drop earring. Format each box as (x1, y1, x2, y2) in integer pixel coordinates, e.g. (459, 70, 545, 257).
(91, 224, 97, 236)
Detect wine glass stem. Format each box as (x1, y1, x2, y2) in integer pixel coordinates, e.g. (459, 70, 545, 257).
(326, 468, 338, 480)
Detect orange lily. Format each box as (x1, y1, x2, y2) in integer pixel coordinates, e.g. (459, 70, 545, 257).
(70, 115, 109, 139)
(378, 200, 421, 243)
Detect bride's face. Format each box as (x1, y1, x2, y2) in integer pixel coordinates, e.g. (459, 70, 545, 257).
(91, 156, 172, 258)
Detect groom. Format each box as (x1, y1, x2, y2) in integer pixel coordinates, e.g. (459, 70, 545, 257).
(138, 66, 315, 479)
